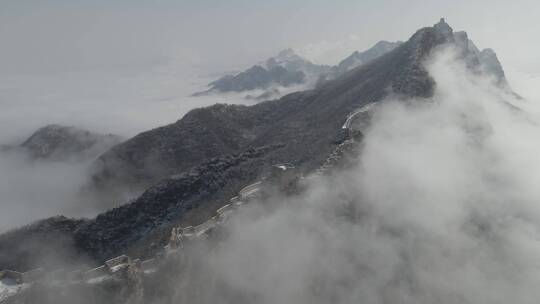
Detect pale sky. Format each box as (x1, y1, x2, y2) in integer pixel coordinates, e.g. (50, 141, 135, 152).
(0, 0, 539, 139)
(1, 0, 540, 73)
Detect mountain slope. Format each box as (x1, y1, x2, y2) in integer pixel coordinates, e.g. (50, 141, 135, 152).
(0, 19, 512, 269)
(91, 104, 261, 193)
(91, 21, 458, 198)
(83, 18, 457, 256)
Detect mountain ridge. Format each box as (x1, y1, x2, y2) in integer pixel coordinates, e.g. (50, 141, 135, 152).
(0, 19, 514, 270)
(194, 40, 405, 97)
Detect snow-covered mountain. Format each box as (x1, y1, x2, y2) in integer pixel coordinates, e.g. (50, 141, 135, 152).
(194, 42, 405, 98)
(0, 18, 523, 304)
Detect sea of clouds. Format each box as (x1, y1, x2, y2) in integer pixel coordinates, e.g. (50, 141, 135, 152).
(157, 48, 540, 304)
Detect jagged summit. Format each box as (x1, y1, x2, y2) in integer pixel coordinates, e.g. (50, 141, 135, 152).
(396, 18, 509, 89)
(442, 19, 508, 86)
(407, 18, 454, 56)
(321, 40, 402, 81)
(434, 17, 453, 35)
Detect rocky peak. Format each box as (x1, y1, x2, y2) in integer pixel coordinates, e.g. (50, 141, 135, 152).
(410, 19, 453, 49)
(434, 17, 453, 36)
(452, 32, 508, 86)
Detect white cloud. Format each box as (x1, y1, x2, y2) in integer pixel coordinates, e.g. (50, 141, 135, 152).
(161, 47, 540, 303)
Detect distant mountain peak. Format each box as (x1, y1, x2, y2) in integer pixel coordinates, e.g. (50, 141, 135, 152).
(276, 48, 297, 59)
(266, 48, 307, 68)
(195, 48, 326, 95)
(434, 17, 453, 35)
(18, 124, 122, 160)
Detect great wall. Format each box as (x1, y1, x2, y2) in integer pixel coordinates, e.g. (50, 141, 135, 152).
(0, 165, 300, 303)
(0, 107, 372, 303)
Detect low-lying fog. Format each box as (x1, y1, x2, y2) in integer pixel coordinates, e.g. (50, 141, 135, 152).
(0, 61, 262, 232)
(164, 47, 540, 304)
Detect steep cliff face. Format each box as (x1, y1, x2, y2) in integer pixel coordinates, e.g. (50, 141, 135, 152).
(0, 19, 511, 271)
